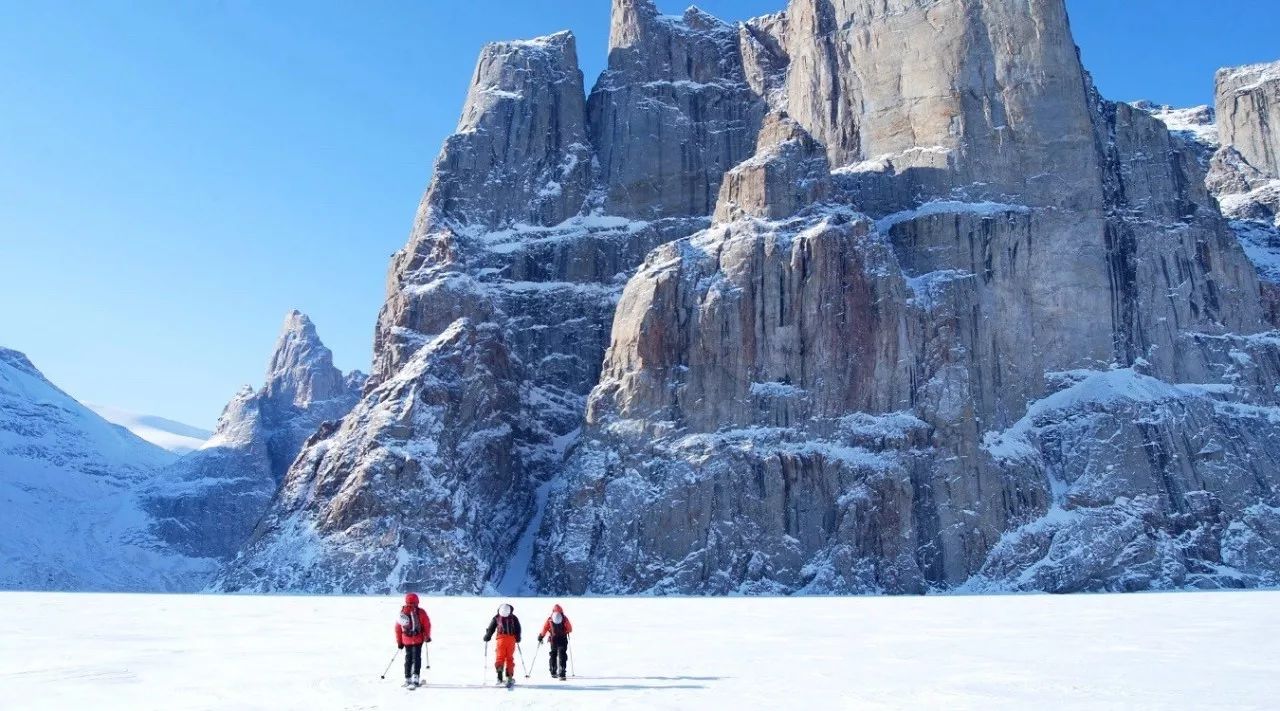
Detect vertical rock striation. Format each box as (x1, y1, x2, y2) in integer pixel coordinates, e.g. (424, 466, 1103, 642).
(590, 1, 766, 218)
(1203, 61, 1280, 325)
(1217, 62, 1280, 180)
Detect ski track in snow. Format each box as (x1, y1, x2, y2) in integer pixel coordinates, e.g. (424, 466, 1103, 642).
(1, 592, 1278, 709)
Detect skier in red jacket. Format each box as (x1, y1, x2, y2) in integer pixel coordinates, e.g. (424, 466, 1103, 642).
(394, 593, 432, 687)
(483, 603, 521, 686)
(538, 603, 572, 680)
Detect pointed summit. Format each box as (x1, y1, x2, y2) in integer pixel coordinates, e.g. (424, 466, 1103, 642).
(424, 26, 591, 229)
(264, 310, 345, 409)
(147, 311, 365, 561)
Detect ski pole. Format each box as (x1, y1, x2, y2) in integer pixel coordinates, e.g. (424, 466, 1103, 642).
(517, 643, 529, 678)
(424, 642, 430, 670)
(380, 648, 400, 679)
(482, 641, 489, 684)
(526, 640, 542, 678)
(569, 639, 576, 677)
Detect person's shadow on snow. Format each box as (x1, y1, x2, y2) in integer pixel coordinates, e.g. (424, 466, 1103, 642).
(423, 676, 724, 691)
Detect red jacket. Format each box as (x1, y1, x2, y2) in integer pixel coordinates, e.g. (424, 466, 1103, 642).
(395, 594, 431, 646)
(540, 604, 573, 640)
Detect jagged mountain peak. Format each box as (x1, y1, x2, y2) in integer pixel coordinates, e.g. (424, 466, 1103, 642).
(610, 0, 660, 35)
(147, 312, 365, 562)
(674, 5, 729, 29)
(264, 309, 346, 409)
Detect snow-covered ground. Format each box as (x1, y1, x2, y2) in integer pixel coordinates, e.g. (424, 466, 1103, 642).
(1, 591, 1277, 709)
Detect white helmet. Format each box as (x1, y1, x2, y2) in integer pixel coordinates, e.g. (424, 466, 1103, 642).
(498, 603, 513, 617)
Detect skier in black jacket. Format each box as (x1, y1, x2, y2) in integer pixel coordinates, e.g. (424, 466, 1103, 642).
(483, 603, 521, 685)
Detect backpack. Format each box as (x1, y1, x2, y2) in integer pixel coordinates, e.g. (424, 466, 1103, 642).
(399, 609, 421, 636)
(495, 614, 517, 636)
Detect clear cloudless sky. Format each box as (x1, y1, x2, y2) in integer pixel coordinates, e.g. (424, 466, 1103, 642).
(2, 0, 1277, 429)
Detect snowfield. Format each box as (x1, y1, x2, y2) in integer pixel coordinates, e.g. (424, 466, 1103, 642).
(1, 592, 1277, 709)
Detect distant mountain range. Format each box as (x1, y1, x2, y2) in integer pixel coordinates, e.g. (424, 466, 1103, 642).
(88, 404, 212, 454)
(0, 347, 213, 591)
(0, 311, 363, 591)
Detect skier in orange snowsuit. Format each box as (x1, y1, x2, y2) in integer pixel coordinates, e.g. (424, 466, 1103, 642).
(483, 603, 521, 684)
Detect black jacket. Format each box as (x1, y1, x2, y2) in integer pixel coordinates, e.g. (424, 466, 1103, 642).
(484, 613, 521, 642)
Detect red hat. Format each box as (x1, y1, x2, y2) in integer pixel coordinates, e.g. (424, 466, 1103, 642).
(552, 604, 563, 613)
(404, 592, 419, 606)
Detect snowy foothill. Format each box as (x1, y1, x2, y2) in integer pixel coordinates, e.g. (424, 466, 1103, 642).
(2, 592, 1278, 709)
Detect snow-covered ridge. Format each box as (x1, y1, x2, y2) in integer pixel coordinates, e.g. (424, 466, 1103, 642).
(834, 145, 953, 175)
(981, 367, 1236, 462)
(0, 347, 214, 591)
(0, 347, 176, 474)
(465, 213, 652, 254)
(504, 29, 575, 50)
(1130, 101, 1219, 147)
(1217, 60, 1280, 94)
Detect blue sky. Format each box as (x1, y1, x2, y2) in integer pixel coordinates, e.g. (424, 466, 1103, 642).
(2, 0, 1277, 429)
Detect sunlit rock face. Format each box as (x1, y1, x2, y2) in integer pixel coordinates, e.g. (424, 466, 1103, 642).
(217, 1, 1280, 595)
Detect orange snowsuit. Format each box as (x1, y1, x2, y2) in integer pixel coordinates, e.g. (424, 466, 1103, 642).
(495, 636, 516, 676)
(484, 609, 522, 677)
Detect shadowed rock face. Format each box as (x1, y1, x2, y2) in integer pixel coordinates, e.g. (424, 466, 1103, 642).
(714, 112, 831, 222)
(218, 1, 1280, 595)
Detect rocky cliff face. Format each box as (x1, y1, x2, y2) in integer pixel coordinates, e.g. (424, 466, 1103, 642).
(217, 0, 1280, 595)
(214, 26, 706, 593)
(592, 3, 766, 218)
(530, 0, 1279, 595)
(1217, 62, 1280, 180)
(1205, 61, 1280, 325)
(147, 311, 363, 561)
(1136, 62, 1280, 327)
